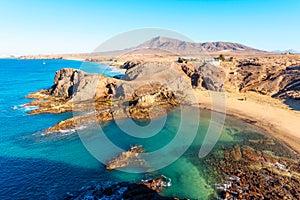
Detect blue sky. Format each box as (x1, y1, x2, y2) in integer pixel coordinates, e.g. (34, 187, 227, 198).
(0, 0, 299, 55)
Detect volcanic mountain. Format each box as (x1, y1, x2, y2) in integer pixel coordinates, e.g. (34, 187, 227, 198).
(130, 36, 267, 55)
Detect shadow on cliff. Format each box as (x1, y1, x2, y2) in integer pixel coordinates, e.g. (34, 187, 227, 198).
(283, 99, 300, 111)
(272, 92, 300, 111)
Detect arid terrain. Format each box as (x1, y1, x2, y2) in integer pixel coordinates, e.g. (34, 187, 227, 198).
(22, 37, 300, 199)
(25, 49, 300, 151)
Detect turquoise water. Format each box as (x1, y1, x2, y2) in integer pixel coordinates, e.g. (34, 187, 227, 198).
(0, 59, 124, 199)
(0, 59, 284, 199)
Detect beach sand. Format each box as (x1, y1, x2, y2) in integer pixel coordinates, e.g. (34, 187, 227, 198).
(196, 90, 300, 154)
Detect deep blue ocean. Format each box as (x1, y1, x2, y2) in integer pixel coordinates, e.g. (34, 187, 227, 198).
(0, 59, 126, 199)
(0, 59, 280, 199)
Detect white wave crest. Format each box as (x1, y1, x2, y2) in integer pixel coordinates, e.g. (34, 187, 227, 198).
(13, 104, 39, 112)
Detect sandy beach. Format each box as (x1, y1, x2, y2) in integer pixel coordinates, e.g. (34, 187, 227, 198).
(196, 90, 300, 154)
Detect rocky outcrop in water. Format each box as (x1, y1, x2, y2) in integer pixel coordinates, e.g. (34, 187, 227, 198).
(205, 144, 300, 199)
(26, 68, 116, 115)
(106, 145, 145, 170)
(26, 62, 194, 133)
(50, 68, 86, 98)
(65, 177, 180, 200)
(26, 55, 300, 133)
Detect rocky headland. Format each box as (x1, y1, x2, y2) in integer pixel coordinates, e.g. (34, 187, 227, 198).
(24, 47, 300, 199)
(25, 60, 203, 133)
(26, 53, 300, 136)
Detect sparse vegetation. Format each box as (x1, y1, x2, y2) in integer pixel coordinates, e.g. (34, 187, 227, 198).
(177, 57, 188, 64)
(218, 54, 226, 61)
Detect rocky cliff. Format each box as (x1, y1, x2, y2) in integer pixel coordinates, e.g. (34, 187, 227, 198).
(221, 55, 300, 103)
(26, 54, 300, 133)
(26, 61, 199, 133)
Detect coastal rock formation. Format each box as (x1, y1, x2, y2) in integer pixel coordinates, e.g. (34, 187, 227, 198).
(223, 56, 300, 103)
(106, 145, 145, 170)
(180, 62, 225, 91)
(50, 68, 85, 98)
(136, 176, 172, 193)
(26, 61, 193, 133)
(117, 55, 300, 110)
(180, 63, 203, 88)
(65, 177, 179, 200)
(122, 62, 192, 97)
(45, 111, 113, 133)
(26, 54, 300, 133)
(120, 61, 141, 70)
(25, 68, 117, 115)
(206, 144, 300, 199)
(198, 63, 225, 91)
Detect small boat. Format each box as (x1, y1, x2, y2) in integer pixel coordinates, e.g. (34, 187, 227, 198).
(42, 61, 46, 65)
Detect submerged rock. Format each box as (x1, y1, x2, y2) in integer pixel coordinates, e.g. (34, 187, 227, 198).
(65, 177, 179, 200)
(137, 175, 172, 193)
(208, 144, 300, 199)
(106, 145, 145, 170)
(230, 144, 242, 161)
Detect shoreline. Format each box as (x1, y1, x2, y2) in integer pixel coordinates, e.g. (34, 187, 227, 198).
(15, 57, 127, 73)
(20, 57, 300, 155)
(196, 90, 300, 155)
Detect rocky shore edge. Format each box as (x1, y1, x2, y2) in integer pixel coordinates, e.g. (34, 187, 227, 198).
(25, 55, 300, 136)
(65, 176, 186, 200)
(65, 141, 300, 199)
(24, 56, 300, 199)
(25, 61, 200, 134)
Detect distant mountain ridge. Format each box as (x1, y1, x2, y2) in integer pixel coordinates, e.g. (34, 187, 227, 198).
(19, 36, 269, 59)
(272, 49, 299, 54)
(132, 36, 266, 55)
